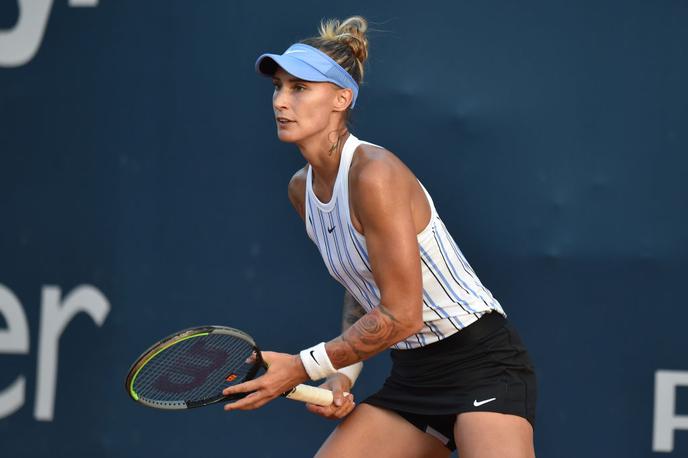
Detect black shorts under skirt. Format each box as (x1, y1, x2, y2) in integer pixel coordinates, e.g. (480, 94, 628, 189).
(362, 312, 537, 451)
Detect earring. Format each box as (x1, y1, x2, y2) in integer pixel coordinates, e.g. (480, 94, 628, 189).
(329, 138, 339, 155)
(328, 130, 342, 156)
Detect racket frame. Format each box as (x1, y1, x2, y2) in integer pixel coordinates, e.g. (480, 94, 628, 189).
(125, 325, 262, 410)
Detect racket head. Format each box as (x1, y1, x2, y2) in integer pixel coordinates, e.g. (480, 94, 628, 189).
(125, 326, 264, 410)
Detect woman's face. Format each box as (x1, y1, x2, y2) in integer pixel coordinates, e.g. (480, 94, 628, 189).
(271, 67, 347, 143)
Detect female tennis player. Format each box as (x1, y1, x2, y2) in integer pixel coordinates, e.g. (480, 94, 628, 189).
(223, 16, 537, 457)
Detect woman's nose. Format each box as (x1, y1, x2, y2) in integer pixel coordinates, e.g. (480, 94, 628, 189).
(273, 89, 288, 110)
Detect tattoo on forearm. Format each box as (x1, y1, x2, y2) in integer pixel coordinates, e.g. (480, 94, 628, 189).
(328, 302, 408, 368)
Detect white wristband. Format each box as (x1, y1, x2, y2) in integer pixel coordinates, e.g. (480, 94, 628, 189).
(337, 361, 363, 387)
(299, 342, 338, 381)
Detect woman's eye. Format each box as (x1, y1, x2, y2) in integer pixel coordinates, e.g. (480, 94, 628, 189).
(272, 83, 305, 92)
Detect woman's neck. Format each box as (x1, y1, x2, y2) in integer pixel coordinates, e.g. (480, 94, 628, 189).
(298, 128, 350, 186)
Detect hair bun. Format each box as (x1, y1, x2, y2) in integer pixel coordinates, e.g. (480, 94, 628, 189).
(319, 16, 369, 66)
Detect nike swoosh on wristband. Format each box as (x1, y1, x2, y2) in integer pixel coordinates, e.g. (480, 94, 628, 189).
(309, 350, 320, 365)
(473, 397, 496, 407)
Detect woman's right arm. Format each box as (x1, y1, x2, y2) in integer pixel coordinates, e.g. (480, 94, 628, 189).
(288, 166, 358, 419)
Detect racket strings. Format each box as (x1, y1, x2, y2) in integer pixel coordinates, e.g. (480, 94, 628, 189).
(133, 334, 256, 404)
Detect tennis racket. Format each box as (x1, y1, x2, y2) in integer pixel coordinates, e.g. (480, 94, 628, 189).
(125, 325, 334, 410)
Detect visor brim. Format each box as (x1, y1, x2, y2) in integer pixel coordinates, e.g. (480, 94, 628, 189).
(255, 54, 331, 83)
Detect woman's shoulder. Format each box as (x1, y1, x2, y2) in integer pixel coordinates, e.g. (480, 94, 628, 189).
(347, 140, 431, 234)
(288, 164, 308, 189)
(287, 164, 309, 219)
(350, 142, 413, 192)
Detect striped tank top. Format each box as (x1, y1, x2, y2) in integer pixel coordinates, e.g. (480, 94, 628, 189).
(304, 133, 505, 349)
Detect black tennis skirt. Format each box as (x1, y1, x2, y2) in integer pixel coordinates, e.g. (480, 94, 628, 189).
(363, 312, 536, 449)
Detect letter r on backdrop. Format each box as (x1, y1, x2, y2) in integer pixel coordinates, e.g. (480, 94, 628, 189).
(654, 370, 688, 453)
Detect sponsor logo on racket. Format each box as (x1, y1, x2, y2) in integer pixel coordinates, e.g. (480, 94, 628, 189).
(152, 340, 229, 393)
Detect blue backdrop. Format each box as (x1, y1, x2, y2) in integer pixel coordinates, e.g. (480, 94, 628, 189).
(1, 1, 687, 456)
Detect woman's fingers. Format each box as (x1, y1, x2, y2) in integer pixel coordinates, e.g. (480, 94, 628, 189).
(304, 373, 356, 419)
(223, 375, 275, 411)
(223, 350, 312, 412)
(222, 378, 260, 397)
(337, 393, 355, 416)
(332, 389, 345, 407)
(327, 373, 352, 401)
(306, 403, 328, 415)
(224, 386, 285, 411)
(224, 391, 263, 411)
(305, 393, 355, 419)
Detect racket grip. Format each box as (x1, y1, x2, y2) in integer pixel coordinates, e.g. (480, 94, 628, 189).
(284, 384, 334, 406)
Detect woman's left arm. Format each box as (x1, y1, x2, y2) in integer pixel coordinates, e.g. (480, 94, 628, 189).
(325, 156, 424, 368)
(224, 155, 424, 410)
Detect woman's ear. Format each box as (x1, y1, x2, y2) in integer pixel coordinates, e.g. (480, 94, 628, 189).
(333, 88, 354, 112)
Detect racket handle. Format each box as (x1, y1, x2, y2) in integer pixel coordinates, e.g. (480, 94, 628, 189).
(284, 384, 336, 406)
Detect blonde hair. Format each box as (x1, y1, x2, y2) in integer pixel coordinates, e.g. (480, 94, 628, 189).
(300, 16, 369, 85)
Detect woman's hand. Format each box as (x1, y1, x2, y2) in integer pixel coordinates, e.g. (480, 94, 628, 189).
(223, 351, 309, 411)
(305, 372, 355, 420)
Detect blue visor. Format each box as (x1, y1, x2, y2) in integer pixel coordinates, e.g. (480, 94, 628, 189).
(255, 43, 359, 108)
